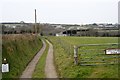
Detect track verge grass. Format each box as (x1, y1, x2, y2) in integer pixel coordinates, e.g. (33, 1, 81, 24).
(2, 34, 42, 78)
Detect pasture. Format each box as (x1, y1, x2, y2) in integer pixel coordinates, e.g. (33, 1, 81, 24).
(47, 36, 119, 78)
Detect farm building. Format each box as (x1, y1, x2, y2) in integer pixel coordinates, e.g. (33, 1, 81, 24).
(56, 27, 120, 37)
(56, 32, 67, 36)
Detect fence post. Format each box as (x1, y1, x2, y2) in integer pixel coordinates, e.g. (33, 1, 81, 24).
(74, 45, 78, 65)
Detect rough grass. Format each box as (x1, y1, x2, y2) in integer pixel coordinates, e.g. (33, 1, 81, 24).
(2, 34, 42, 78)
(0, 34, 2, 80)
(48, 36, 119, 78)
(32, 39, 49, 78)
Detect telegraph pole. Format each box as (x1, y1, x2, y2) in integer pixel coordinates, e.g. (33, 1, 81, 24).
(35, 9, 37, 34)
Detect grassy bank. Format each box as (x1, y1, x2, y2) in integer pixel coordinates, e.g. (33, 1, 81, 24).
(2, 34, 42, 78)
(47, 36, 119, 78)
(32, 39, 49, 78)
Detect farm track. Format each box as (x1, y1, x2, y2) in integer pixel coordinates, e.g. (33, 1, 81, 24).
(45, 40, 58, 78)
(20, 39, 46, 78)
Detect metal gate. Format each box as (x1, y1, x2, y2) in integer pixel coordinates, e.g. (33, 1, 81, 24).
(74, 43, 120, 66)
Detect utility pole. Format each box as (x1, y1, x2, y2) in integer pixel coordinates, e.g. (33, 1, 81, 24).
(35, 9, 37, 34)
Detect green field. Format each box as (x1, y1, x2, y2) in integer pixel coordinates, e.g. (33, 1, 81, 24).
(2, 34, 42, 78)
(47, 36, 119, 78)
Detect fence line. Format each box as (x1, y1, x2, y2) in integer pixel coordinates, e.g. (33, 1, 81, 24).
(47, 37, 119, 66)
(57, 37, 73, 55)
(74, 43, 120, 65)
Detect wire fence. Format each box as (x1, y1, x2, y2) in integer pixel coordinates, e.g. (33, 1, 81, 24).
(56, 37, 74, 55)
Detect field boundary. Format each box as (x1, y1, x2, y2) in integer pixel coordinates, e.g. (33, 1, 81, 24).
(74, 43, 120, 66)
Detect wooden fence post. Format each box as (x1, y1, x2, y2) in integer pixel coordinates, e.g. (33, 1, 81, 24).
(74, 45, 78, 65)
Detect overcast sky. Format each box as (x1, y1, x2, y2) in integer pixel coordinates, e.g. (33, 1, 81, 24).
(0, 0, 119, 24)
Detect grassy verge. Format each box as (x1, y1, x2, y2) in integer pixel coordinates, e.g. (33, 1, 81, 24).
(48, 36, 119, 78)
(32, 39, 49, 78)
(2, 34, 42, 78)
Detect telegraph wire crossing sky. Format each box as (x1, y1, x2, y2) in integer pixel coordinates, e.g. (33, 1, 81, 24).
(0, 0, 119, 24)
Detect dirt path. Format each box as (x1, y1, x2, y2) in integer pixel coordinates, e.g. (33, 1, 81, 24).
(45, 40, 58, 78)
(20, 39, 46, 78)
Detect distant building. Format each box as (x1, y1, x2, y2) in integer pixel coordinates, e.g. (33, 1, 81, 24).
(56, 32, 67, 36)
